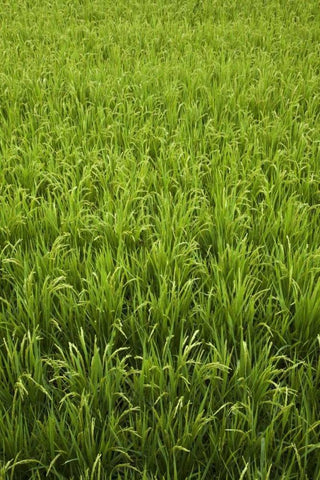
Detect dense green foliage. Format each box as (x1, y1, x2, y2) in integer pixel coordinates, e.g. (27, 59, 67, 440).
(0, 0, 320, 478)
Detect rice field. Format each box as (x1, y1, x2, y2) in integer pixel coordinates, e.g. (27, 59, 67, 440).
(0, 1, 320, 478)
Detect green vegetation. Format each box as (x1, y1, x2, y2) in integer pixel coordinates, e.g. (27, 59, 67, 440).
(0, 0, 320, 478)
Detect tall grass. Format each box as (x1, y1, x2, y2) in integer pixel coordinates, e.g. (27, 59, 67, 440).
(0, 0, 320, 478)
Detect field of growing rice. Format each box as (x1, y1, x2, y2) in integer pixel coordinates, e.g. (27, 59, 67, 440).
(0, 1, 320, 478)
